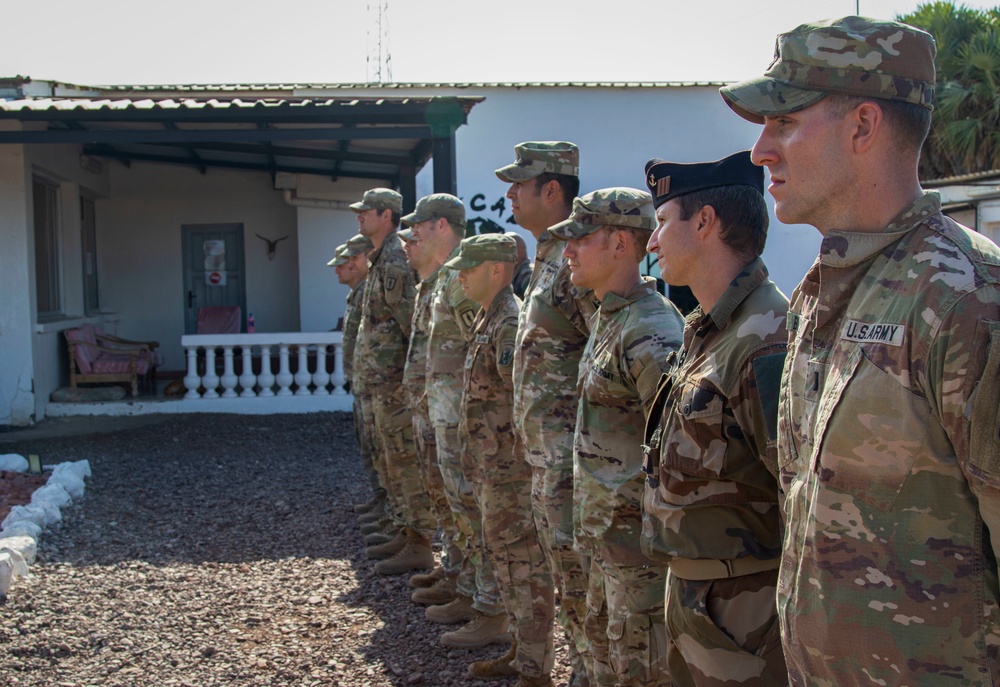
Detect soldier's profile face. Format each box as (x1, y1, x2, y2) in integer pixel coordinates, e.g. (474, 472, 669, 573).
(505, 180, 546, 232)
(457, 262, 492, 305)
(649, 199, 697, 288)
(562, 228, 613, 291)
(751, 99, 854, 232)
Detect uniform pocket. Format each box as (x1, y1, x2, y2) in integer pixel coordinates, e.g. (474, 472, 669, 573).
(660, 382, 726, 479)
(818, 350, 929, 511)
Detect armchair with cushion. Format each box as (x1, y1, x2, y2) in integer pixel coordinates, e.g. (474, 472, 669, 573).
(64, 323, 161, 397)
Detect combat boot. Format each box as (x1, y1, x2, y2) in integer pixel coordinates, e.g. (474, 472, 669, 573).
(352, 496, 381, 515)
(359, 518, 393, 536)
(364, 529, 408, 560)
(409, 565, 446, 588)
(440, 612, 511, 648)
(514, 676, 554, 687)
(373, 534, 434, 575)
(364, 530, 395, 546)
(425, 594, 476, 624)
(411, 573, 457, 605)
(468, 637, 518, 678)
(357, 508, 386, 525)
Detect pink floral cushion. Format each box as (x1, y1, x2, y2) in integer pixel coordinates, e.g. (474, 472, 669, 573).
(64, 324, 99, 374)
(91, 353, 151, 375)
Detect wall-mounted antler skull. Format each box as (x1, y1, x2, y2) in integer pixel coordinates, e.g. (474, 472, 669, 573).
(256, 234, 289, 261)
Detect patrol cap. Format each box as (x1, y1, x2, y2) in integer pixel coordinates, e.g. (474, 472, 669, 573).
(397, 227, 414, 242)
(349, 187, 403, 213)
(548, 187, 654, 240)
(444, 233, 518, 270)
(343, 233, 374, 257)
(327, 244, 348, 267)
(495, 141, 580, 182)
(720, 16, 936, 124)
(401, 193, 466, 230)
(644, 152, 763, 209)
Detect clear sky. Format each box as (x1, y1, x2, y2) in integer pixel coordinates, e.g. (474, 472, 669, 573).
(5, 0, 996, 87)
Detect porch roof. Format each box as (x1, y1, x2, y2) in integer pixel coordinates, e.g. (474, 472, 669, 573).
(0, 95, 482, 185)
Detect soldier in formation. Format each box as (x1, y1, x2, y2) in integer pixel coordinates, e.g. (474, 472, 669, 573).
(642, 152, 788, 686)
(549, 188, 683, 686)
(447, 233, 556, 687)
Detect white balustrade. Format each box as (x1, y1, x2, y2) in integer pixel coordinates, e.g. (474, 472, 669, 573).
(180, 332, 347, 400)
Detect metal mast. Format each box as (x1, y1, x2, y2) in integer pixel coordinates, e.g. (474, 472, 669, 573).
(366, 2, 393, 83)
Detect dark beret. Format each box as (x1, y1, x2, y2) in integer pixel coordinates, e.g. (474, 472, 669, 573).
(644, 151, 763, 208)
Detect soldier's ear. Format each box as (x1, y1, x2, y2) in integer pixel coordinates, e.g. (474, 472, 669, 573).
(695, 205, 718, 238)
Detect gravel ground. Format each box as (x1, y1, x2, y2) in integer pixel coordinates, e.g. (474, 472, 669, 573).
(0, 412, 573, 687)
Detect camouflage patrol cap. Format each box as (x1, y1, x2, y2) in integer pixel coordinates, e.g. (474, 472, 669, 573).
(495, 141, 580, 183)
(344, 233, 375, 256)
(444, 233, 518, 270)
(349, 187, 403, 214)
(397, 227, 414, 242)
(548, 187, 655, 240)
(401, 193, 466, 229)
(720, 16, 936, 124)
(327, 244, 349, 267)
(645, 151, 763, 208)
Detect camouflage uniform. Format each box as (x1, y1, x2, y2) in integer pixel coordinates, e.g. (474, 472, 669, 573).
(512, 257, 533, 299)
(720, 17, 1000, 685)
(343, 277, 381, 498)
(642, 259, 788, 687)
(427, 246, 502, 615)
(575, 278, 683, 687)
(501, 141, 597, 680)
(355, 231, 435, 538)
(460, 282, 555, 679)
(513, 230, 597, 675)
(404, 268, 459, 571)
(776, 195, 1000, 684)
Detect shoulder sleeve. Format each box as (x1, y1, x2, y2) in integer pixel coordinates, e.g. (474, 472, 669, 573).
(449, 278, 481, 342)
(383, 264, 416, 338)
(494, 317, 518, 385)
(625, 300, 685, 413)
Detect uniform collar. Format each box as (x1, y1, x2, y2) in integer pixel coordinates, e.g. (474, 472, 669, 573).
(819, 192, 941, 268)
(600, 276, 659, 314)
(701, 257, 770, 331)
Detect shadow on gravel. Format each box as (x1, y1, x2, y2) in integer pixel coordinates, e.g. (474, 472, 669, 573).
(0, 412, 520, 686)
(0, 413, 364, 566)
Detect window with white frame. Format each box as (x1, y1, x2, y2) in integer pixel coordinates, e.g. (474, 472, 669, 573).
(33, 177, 62, 317)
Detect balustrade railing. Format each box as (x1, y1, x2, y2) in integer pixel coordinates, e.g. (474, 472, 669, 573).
(180, 332, 346, 400)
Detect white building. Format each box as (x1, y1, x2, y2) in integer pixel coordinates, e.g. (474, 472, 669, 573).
(0, 78, 823, 427)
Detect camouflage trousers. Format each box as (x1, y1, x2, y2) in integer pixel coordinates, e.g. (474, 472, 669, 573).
(477, 476, 555, 679)
(413, 408, 463, 575)
(585, 556, 669, 686)
(434, 422, 504, 616)
(353, 393, 385, 501)
(360, 392, 394, 511)
(372, 386, 436, 539)
(665, 569, 786, 687)
(530, 465, 591, 682)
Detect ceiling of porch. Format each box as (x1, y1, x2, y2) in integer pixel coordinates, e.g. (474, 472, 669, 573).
(0, 95, 482, 186)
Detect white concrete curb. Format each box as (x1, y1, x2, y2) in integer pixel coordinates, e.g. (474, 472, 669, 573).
(0, 455, 91, 600)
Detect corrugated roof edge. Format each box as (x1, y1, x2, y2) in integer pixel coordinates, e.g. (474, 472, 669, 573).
(8, 78, 727, 95)
(922, 168, 1000, 188)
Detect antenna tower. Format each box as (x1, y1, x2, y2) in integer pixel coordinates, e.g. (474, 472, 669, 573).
(366, 1, 393, 83)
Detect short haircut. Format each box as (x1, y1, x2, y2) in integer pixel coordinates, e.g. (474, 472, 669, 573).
(378, 208, 401, 227)
(534, 172, 580, 210)
(824, 94, 932, 153)
(677, 186, 769, 261)
(608, 225, 650, 263)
